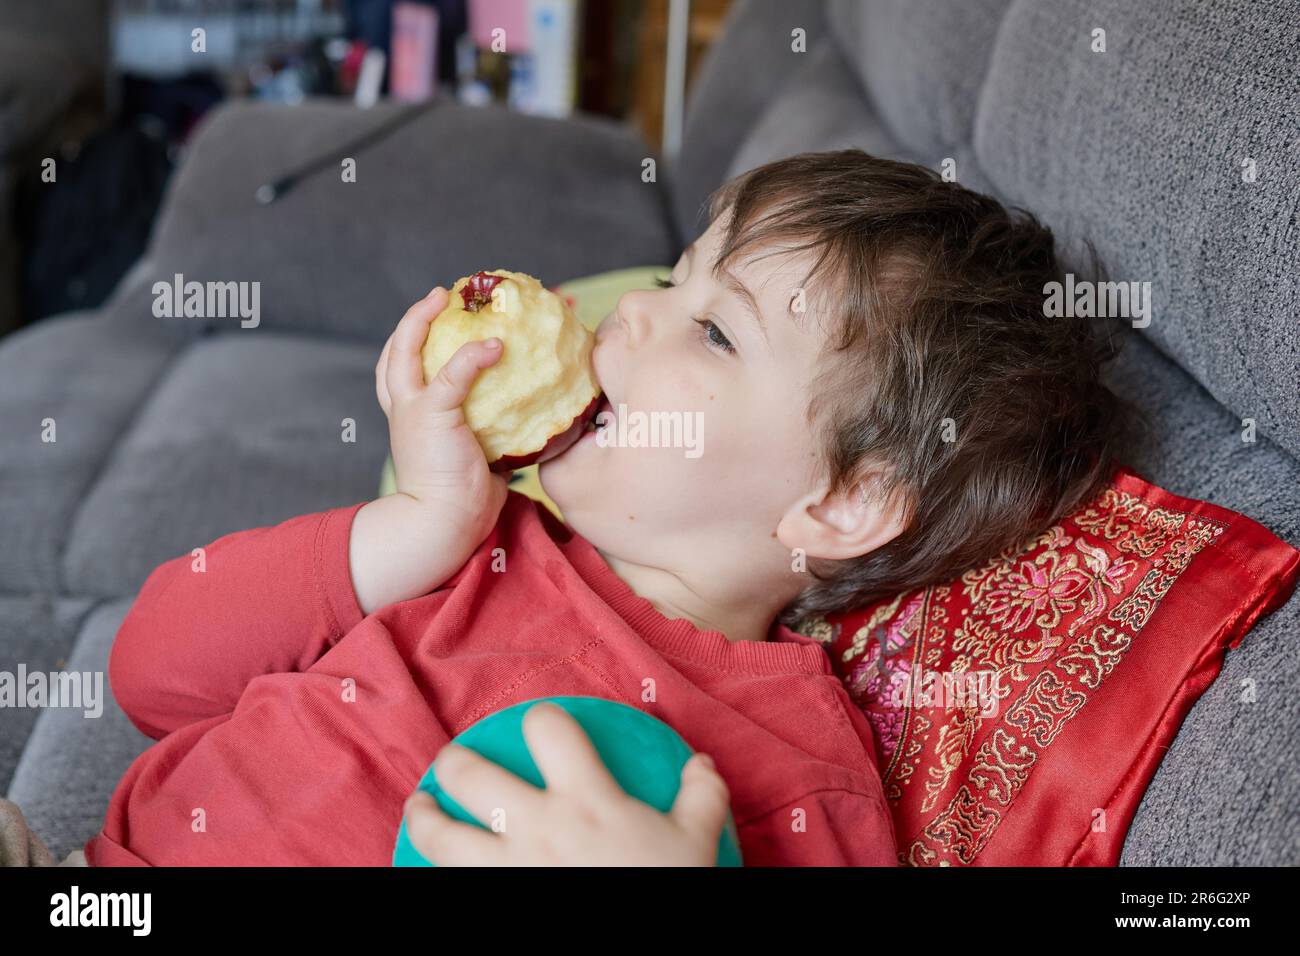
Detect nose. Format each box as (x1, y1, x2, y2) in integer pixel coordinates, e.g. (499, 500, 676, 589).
(594, 306, 624, 345)
(592, 290, 651, 403)
(608, 289, 654, 349)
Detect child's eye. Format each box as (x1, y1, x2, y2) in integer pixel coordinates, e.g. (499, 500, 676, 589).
(654, 275, 735, 354)
(693, 317, 736, 354)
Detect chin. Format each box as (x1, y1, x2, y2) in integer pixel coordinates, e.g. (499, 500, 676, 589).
(537, 447, 579, 509)
(538, 444, 611, 529)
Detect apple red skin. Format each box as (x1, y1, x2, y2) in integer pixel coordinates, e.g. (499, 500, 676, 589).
(460, 271, 507, 312)
(487, 393, 603, 473)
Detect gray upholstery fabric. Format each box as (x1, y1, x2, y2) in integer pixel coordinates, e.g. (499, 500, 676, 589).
(5, 599, 148, 860)
(670, 0, 831, 243)
(146, 97, 678, 344)
(0, 594, 98, 796)
(723, 35, 1001, 198)
(0, 310, 186, 593)
(61, 330, 389, 599)
(725, 41, 904, 181)
(826, 0, 1014, 160)
(975, 0, 1300, 458)
(1101, 327, 1300, 865)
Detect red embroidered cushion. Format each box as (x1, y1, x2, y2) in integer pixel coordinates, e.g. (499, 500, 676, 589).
(813, 465, 1299, 866)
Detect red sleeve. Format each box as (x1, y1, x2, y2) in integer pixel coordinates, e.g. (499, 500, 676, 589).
(108, 501, 369, 740)
(737, 788, 900, 866)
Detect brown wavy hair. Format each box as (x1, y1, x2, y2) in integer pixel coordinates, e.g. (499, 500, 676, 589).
(702, 150, 1139, 629)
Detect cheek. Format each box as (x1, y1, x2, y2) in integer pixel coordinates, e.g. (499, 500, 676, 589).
(700, 379, 810, 466)
(708, 383, 820, 505)
(589, 383, 738, 518)
(639, 382, 811, 508)
(545, 349, 815, 528)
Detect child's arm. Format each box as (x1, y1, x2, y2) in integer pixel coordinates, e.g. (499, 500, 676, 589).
(111, 288, 509, 739)
(350, 286, 510, 614)
(109, 503, 368, 740)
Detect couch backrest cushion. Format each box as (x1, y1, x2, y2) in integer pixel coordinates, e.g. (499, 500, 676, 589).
(139, 98, 678, 343)
(723, 41, 905, 183)
(974, 0, 1300, 457)
(826, 0, 1014, 160)
(671, 0, 830, 243)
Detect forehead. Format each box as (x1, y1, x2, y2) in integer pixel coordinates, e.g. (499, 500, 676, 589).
(694, 214, 825, 338)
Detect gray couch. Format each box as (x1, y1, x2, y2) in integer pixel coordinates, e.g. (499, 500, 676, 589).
(2, 0, 1297, 865)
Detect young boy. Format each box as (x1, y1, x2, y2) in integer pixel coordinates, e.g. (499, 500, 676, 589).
(84, 150, 1127, 866)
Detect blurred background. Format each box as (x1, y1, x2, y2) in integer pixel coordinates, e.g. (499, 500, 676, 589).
(0, 0, 732, 337)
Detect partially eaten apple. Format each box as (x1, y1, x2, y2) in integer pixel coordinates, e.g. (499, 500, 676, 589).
(420, 269, 602, 471)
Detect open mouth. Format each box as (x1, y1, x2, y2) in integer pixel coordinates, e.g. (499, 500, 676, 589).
(584, 394, 613, 433)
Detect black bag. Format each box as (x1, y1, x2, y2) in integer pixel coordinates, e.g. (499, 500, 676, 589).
(18, 118, 173, 321)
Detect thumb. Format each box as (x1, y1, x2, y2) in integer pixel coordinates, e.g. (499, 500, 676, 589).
(669, 753, 731, 845)
(425, 338, 503, 413)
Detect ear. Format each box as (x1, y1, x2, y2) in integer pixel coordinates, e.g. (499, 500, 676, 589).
(776, 472, 909, 561)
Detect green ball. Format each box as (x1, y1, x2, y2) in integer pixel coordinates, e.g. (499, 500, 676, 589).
(393, 696, 743, 866)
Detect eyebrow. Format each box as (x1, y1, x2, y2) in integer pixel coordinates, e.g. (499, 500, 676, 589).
(684, 243, 770, 344)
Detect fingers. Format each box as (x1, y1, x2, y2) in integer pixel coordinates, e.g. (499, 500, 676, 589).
(424, 338, 504, 414)
(386, 287, 449, 404)
(521, 702, 624, 802)
(402, 789, 505, 866)
(668, 753, 731, 846)
(433, 742, 544, 831)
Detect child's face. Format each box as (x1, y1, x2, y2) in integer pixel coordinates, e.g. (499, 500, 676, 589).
(540, 212, 831, 586)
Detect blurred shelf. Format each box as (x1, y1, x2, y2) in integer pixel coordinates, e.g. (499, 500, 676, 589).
(630, 0, 733, 150)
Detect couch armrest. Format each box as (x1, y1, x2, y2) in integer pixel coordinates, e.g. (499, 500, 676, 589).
(140, 97, 678, 343)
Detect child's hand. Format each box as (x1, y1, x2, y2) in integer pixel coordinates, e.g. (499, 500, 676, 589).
(402, 703, 730, 866)
(376, 286, 509, 526)
(347, 288, 512, 616)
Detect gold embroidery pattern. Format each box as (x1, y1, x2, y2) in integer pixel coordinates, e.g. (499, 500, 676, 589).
(830, 483, 1226, 867)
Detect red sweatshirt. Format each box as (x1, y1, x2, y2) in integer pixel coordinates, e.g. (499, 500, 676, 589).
(86, 490, 898, 866)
